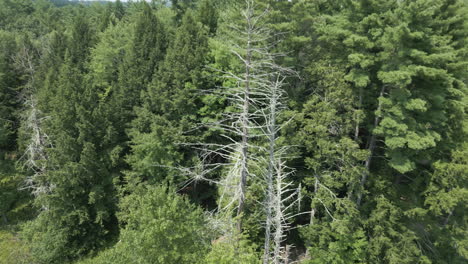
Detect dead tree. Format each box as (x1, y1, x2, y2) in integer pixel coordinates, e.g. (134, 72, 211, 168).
(260, 76, 300, 264)
(13, 40, 53, 206)
(272, 159, 299, 264)
(261, 75, 285, 263)
(179, 1, 300, 255)
(193, 0, 282, 234)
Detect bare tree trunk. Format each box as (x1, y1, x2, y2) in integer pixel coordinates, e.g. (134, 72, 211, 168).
(284, 245, 290, 264)
(263, 132, 274, 263)
(310, 177, 319, 225)
(236, 4, 253, 233)
(354, 87, 363, 141)
(272, 159, 283, 264)
(263, 79, 278, 264)
(304, 177, 319, 259)
(357, 86, 386, 205)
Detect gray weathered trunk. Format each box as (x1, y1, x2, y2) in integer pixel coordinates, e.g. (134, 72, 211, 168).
(236, 3, 253, 233)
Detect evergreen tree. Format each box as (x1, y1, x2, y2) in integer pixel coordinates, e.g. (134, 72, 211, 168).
(100, 2, 167, 181)
(0, 30, 19, 155)
(77, 185, 211, 264)
(298, 0, 468, 262)
(424, 144, 468, 262)
(25, 16, 117, 263)
(126, 10, 208, 186)
(0, 29, 33, 226)
(195, 0, 218, 35)
(0, 1, 465, 263)
(114, 0, 125, 21)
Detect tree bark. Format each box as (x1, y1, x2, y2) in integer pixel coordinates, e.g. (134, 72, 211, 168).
(263, 82, 278, 264)
(273, 159, 283, 264)
(354, 87, 363, 141)
(310, 177, 318, 225)
(357, 85, 386, 205)
(237, 5, 253, 233)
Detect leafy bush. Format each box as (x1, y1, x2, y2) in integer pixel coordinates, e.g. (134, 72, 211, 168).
(202, 235, 261, 264)
(78, 185, 211, 264)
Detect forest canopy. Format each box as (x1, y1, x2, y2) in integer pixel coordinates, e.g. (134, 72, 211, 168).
(0, 0, 467, 263)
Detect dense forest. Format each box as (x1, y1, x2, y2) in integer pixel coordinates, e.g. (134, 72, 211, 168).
(0, 0, 467, 263)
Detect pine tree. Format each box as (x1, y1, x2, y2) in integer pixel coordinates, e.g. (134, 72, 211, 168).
(100, 2, 167, 181)
(0, 1, 465, 263)
(424, 144, 468, 262)
(25, 16, 117, 263)
(287, 53, 368, 262)
(115, 1, 166, 113)
(300, 0, 468, 262)
(196, 0, 219, 35)
(0, 30, 25, 225)
(126, 10, 209, 186)
(0, 30, 19, 155)
(114, 0, 125, 21)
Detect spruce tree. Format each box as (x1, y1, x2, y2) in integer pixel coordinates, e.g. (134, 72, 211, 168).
(0, 30, 24, 225)
(0, 30, 19, 155)
(100, 2, 167, 180)
(127, 10, 209, 186)
(298, 0, 468, 262)
(25, 16, 117, 263)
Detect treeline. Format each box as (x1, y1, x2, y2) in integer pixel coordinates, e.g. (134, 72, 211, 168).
(0, 0, 467, 263)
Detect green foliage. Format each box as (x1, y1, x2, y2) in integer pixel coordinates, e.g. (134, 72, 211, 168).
(0, 0, 466, 263)
(0, 229, 33, 264)
(295, 62, 366, 189)
(127, 10, 209, 186)
(77, 185, 211, 264)
(423, 144, 468, 262)
(99, 2, 168, 180)
(426, 145, 468, 218)
(288, 0, 468, 263)
(203, 235, 261, 264)
(195, 0, 218, 35)
(0, 161, 31, 225)
(0, 30, 18, 151)
(89, 21, 131, 99)
(22, 15, 117, 263)
(301, 216, 367, 264)
(365, 196, 432, 264)
(0, 28, 32, 227)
